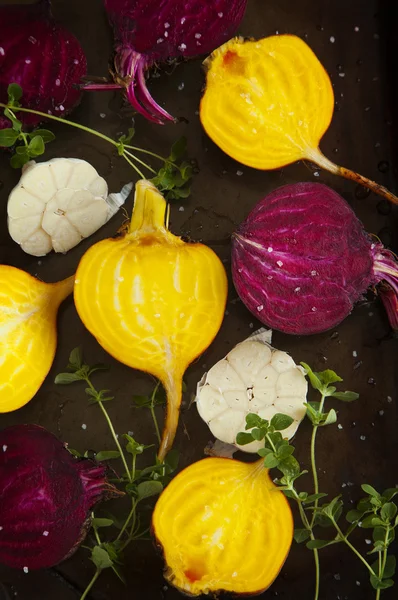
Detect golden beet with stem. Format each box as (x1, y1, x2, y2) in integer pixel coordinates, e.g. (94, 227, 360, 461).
(200, 35, 398, 204)
(152, 456, 293, 596)
(74, 180, 228, 460)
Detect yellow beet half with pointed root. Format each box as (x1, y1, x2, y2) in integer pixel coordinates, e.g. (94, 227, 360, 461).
(74, 180, 228, 460)
(0, 266, 74, 412)
(152, 457, 293, 596)
(200, 35, 398, 204)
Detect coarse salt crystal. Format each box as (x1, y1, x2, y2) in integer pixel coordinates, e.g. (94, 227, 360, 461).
(354, 26, 359, 32)
(338, 424, 343, 430)
(313, 171, 320, 177)
(218, 12, 224, 17)
(236, 170, 243, 176)
(338, 73, 345, 78)
(0, 526, 3, 531)
(29, 36, 37, 44)
(267, 247, 273, 253)
(178, 82, 185, 90)
(164, 31, 169, 38)
(256, 305, 264, 312)
(195, 33, 202, 39)
(365, 539, 371, 544)
(330, 36, 335, 43)
(179, 206, 185, 212)
(387, 396, 393, 403)
(164, 22, 170, 28)
(311, 270, 317, 276)
(81, 423, 87, 430)
(181, 17, 186, 24)
(352, 350, 357, 357)
(276, 260, 283, 267)
(23, 567, 29, 574)
(0, 47, 4, 56)
(59, 104, 65, 111)
(311, 307, 317, 312)
(74, 59, 79, 64)
(294, 287, 301, 292)
(157, 38, 164, 44)
(379, 410, 384, 416)
(360, 435, 366, 441)
(43, 531, 49, 536)
(25, 59, 31, 64)
(179, 43, 187, 51)
(249, 322, 254, 328)
(55, 79, 61, 87)
(2, 445, 7, 452)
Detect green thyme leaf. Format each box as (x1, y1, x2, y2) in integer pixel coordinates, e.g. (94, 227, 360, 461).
(0, 128, 19, 147)
(28, 135, 45, 157)
(92, 518, 114, 529)
(137, 480, 163, 500)
(300, 363, 324, 392)
(91, 546, 113, 570)
(270, 413, 294, 431)
(29, 129, 55, 143)
(55, 372, 84, 384)
(7, 83, 23, 104)
(294, 529, 311, 543)
(95, 451, 121, 462)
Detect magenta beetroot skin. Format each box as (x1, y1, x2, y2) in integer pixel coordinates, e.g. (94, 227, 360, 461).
(0, 0, 86, 129)
(232, 182, 398, 335)
(0, 424, 119, 570)
(93, 0, 247, 124)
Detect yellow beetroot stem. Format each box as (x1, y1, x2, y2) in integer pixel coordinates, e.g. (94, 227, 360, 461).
(307, 149, 398, 205)
(53, 275, 76, 303)
(158, 376, 183, 462)
(128, 180, 170, 236)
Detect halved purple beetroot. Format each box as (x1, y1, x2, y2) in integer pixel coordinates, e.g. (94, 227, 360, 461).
(0, 424, 120, 570)
(0, 0, 87, 129)
(232, 182, 398, 335)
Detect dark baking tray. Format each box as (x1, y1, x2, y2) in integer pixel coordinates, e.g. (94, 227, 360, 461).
(0, 0, 397, 598)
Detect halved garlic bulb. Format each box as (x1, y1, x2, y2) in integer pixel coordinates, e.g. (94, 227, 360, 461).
(196, 329, 308, 452)
(7, 158, 131, 257)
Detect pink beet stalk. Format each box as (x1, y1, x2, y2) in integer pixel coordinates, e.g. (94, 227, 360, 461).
(94, 0, 248, 124)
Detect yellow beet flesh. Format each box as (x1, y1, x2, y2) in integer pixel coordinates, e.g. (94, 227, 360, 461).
(0, 266, 74, 412)
(74, 180, 228, 459)
(153, 457, 293, 596)
(200, 35, 334, 170)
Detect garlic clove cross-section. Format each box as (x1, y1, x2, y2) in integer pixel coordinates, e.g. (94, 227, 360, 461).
(196, 329, 308, 452)
(7, 158, 131, 256)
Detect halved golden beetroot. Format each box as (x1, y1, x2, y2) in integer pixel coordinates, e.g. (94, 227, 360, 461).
(152, 457, 293, 596)
(0, 266, 74, 412)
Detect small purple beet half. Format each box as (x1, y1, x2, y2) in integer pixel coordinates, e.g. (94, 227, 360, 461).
(232, 182, 398, 335)
(0, 0, 87, 130)
(0, 424, 120, 570)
